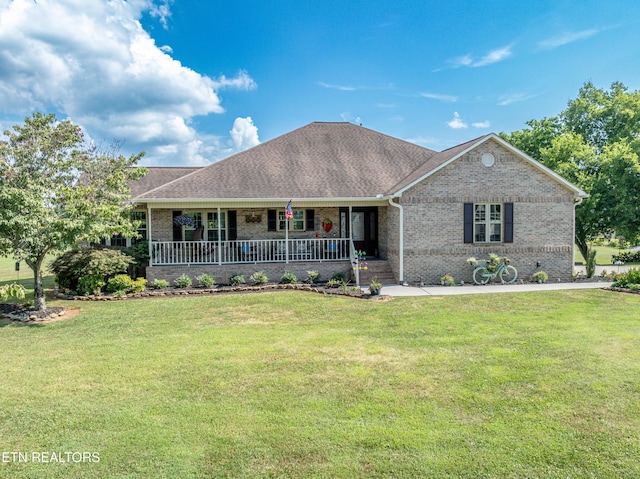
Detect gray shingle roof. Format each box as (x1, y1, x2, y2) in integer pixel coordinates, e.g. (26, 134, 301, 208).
(130, 167, 202, 198)
(137, 122, 439, 200)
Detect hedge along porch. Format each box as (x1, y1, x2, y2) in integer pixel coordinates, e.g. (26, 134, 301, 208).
(129, 122, 586, 286)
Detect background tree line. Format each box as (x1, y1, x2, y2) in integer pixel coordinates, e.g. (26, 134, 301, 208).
(501, 81, 640, 276)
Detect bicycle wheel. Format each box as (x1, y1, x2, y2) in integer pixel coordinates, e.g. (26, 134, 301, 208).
(499, 265, 517, 283)
(473, 266, 490, 285)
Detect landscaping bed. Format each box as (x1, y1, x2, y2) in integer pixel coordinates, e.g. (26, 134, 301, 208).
(52, 282, 387, 301)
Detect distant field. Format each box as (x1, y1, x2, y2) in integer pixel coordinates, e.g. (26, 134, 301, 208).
(574, 245, 637, 265)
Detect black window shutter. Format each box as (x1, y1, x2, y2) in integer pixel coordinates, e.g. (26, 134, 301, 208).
(267, 209, 277, 231)
(172, 211, 183, 241)
(504, 203, 514, 243)
(463, 203, 473, 244)
(305, 209, 315, 231)
(228, 210, 237, 240)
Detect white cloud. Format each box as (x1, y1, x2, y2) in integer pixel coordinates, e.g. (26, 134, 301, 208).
(447, 112, 467, 129)
(230, 117, 260, 152)
(318, 81, 357, 91)
(497, 92, 538, 106)
(420, 92, 458, 102)
(0, 0, 257, 165)
(539, 29, 599, 49)
(472, 45, 513, 67)
(472, 121, 490, 129)
(438, 44, 513, 70)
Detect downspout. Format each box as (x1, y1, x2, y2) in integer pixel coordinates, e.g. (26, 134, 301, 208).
(573, 196, 583, 268)
(388, 196, 404, 284)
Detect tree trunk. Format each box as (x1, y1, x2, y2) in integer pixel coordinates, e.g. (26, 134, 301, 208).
(575, 236, 589, 265)
(26, 256, 46, 311)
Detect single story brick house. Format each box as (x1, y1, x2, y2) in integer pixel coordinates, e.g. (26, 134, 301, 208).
(118, 122, 586, 285)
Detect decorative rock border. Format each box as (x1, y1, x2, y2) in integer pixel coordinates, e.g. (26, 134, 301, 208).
(0, 305, 69, 323)
(54, 283, 388, 301)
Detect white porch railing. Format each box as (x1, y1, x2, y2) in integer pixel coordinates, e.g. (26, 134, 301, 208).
(150, 238, 350, 265)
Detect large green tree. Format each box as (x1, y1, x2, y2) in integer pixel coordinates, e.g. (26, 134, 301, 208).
(502, 82, 640, 274)
(0, 113, 146, 310)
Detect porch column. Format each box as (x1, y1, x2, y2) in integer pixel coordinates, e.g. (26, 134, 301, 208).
(217, 207, 222, 265)
(147, 205, 152, 266)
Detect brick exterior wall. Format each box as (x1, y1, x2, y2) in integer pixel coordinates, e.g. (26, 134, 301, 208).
(146, 139, 576, 286)
(394, 139, 576, 284)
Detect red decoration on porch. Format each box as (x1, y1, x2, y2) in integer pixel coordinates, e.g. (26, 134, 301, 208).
(322, 218, 333, 232)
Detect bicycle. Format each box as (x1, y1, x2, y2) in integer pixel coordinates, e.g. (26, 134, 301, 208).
(472, 257, 518, 285)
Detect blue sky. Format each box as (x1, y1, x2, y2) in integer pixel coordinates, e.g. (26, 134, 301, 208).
(1, 0, 639, 166)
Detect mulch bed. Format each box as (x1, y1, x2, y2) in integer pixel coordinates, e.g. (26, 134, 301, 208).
(0, 303, 71, 323)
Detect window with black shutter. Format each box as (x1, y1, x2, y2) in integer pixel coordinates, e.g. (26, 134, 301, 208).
(464, 202, 513, 243)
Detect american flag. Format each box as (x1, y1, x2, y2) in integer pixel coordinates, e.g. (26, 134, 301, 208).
(285, 200, 293, 219)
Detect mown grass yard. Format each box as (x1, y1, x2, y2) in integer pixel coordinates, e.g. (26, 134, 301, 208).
(1, 288, 640, 478)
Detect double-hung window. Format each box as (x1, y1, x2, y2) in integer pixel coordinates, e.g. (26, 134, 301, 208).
(183, 212, 203, 241)
(207, 212, 227, 241)
(464, 202, 513, 244)
(474, 204, 502, 243)
(278, 210, 305, 231)
(131, 211, 147, 244)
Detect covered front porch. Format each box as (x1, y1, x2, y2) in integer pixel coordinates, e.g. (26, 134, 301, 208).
(139, 202, 390, 285)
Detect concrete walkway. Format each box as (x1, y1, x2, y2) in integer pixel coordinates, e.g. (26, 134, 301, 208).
(376, 263, 635, 297)
(379, 280, 613, 297)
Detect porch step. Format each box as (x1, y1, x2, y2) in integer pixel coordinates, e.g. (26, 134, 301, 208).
(354, 259, 397, 285)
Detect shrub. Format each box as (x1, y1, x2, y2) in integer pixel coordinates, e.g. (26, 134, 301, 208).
(306, 271, 320, 284)
(586, 248, 597, 278)
(280, 271, 297, 284)
(121, 240, 150, 278)
(50, 246, 135, 292)
(440, 274, 455, 286)
(613, 268, 640, 288)
(326, 278, 343, 288)
(532, 271, 549, 283)
(196, 273, 216, 288)
(330, 272, 346, 282)
(230, 274, 245, 286)
(611, 251, 640, 263)
(174, 274, 192, 288)
(249, 271, 269, 285)
(131, 277, 147, 293)
(107, 274, 135, 293)
(77, 275, 106, 296)
(151, 279, 169, 289)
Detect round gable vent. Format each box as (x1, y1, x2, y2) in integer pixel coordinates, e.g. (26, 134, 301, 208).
(481, 153, 495, 167)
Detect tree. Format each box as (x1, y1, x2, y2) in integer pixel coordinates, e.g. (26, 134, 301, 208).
(501, 82, 640, 275)
(0, 113, 146, 310)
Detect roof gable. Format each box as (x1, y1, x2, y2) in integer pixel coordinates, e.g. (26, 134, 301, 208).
(391, 133, 587, 197)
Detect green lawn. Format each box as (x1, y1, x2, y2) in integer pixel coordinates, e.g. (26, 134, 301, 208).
(574, 244, 638, 265)
(1, 290, 640, 478)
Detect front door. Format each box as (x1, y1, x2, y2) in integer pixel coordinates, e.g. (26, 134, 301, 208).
(341, 207, 378, 257)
